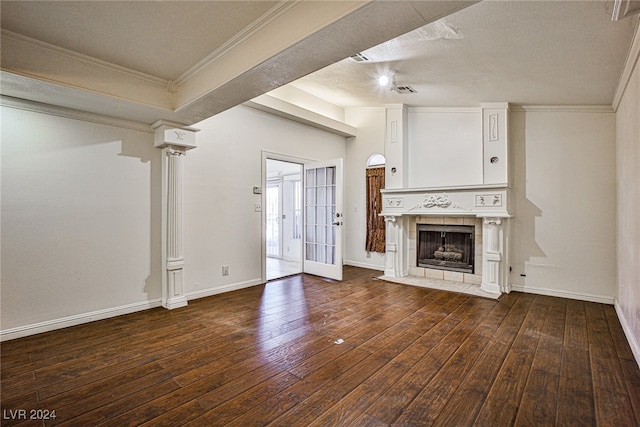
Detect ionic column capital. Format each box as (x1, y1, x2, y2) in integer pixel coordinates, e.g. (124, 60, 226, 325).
(152, 120, 199, 150)
(483, 217, 502, 226)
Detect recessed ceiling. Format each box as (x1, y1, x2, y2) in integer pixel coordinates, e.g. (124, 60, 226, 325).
(0, 1, 278, 81)
(1, 0, 478, 124)
(0, 1, 637, 126)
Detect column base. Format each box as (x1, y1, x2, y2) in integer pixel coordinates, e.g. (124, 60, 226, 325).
(163, 296, 188, 310)
(480, 282, 502, 294)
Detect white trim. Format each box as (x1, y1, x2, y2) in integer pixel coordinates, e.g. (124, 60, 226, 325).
(1, 30, 168, 87)
(615, 299, 640, 369)
(185, 279, 263, 301)
(344, 260, 385, 271)
(262, 151, 312, 284)
(613, 18, 640, 111)
(511, 284, 615, 305)
(0, 277, 265, 342)
(511, 105, 615, 113)
(0, 95, 154, 133)
(409, 107, 480, 114)
(175, 1, 300, 86)
(244, 95, 357, 137)
(380, 183, 509, 193)
(0, 299, 162, 342)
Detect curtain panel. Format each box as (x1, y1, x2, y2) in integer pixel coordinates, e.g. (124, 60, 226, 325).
(365, 167, 386, 253)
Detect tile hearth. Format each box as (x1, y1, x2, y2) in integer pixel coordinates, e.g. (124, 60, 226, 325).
(377, 274, 502, 300)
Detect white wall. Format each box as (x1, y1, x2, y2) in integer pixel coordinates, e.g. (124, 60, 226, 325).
(408, 109, 483, 188)
(184, 105, 345, 297)
(1, 106, 162, 336)
(615, 46, 640, 363)
(510, 109, 617, 302)
(0, 103, 345, 338)
(343, 108, 386, 271)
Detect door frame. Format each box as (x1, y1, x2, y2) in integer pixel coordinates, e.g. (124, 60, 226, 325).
(261, 151, 313, 283)
(266, 179, 283, 259)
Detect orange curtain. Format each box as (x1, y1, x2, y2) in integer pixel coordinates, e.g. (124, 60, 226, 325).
(365, 167, 386, 253)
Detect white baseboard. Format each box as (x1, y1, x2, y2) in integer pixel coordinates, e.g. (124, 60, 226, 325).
(185, 278, 264, 301)
(0, 299, 162, 342)
(0, 278, 265, 342)
(615, 300, 640, 369)
(510, 284, 615, 305)
(344, 260, 385, 271)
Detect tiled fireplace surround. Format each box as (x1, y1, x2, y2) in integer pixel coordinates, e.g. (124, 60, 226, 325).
(408, 215, 484, 285)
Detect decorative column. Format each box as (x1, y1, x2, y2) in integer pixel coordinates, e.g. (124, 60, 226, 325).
(383, 104, 408, 278)
(383, 215, 408, 278)
(481, 217, 508, 294)
(152, 120, 198, 310)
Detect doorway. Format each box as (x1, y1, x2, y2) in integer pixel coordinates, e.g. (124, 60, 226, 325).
(266, 158, 303, 280)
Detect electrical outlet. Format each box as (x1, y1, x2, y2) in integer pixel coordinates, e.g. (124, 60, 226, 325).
(222, 265, 229, 276)
(254, 203, 262, 212)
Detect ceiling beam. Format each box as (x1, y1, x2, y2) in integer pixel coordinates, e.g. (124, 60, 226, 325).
(0, 1, 477, 126)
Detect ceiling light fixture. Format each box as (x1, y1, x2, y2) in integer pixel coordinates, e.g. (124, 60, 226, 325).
(378, 70, 398, 91)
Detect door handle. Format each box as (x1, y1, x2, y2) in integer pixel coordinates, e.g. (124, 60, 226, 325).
(332, 221, 342, 226)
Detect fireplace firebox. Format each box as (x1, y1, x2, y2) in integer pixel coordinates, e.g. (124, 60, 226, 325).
(417, 224, 474, 274)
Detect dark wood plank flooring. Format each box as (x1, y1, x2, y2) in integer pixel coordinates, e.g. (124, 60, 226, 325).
(1, 266, 639, 426)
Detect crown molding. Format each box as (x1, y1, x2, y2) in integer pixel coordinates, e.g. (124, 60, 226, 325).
(613, 17, 640, 111)
(510, 105, 614, 113)
(409, 107, 480, 113)
(0, 95, 154, 133)
(244, 94, 356, 137)
(612, 0, 640, 21)
(344, 106, 387, 112)
(175, 1, 300, 87)
(1, 30, 174, 113)
(1, 30, 168, 88)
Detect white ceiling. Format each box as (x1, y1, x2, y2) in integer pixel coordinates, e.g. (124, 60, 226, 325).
(1, 1, 638, 127)
(290, 0, 638, 108)
(1, 1, 279, 81)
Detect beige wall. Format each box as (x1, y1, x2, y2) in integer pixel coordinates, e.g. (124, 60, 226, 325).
(615, 44, 640, 363)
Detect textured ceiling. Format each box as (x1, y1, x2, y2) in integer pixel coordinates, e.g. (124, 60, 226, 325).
(290, 1, 638, 108)
(0, 1, 637, 126)
(0, 1, 278, 81)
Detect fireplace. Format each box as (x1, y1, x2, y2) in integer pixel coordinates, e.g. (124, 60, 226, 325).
(417, 224, 474, 274)
(380, 187, 510, 294)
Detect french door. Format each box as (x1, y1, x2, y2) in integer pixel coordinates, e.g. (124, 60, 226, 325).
(303, 158, 343, 280)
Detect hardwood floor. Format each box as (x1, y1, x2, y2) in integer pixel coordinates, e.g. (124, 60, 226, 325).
(2, 266, 639, 426)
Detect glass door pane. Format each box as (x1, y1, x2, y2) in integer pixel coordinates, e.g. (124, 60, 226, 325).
(303, 160, 342, 280)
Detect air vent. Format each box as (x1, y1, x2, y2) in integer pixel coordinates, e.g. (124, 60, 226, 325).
(349, 52, 372, 63)
(396, 85, 417, 94)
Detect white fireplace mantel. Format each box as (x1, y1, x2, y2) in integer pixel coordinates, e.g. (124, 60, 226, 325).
(380, 184, 512, 218)
(380, 185, 512, 295)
